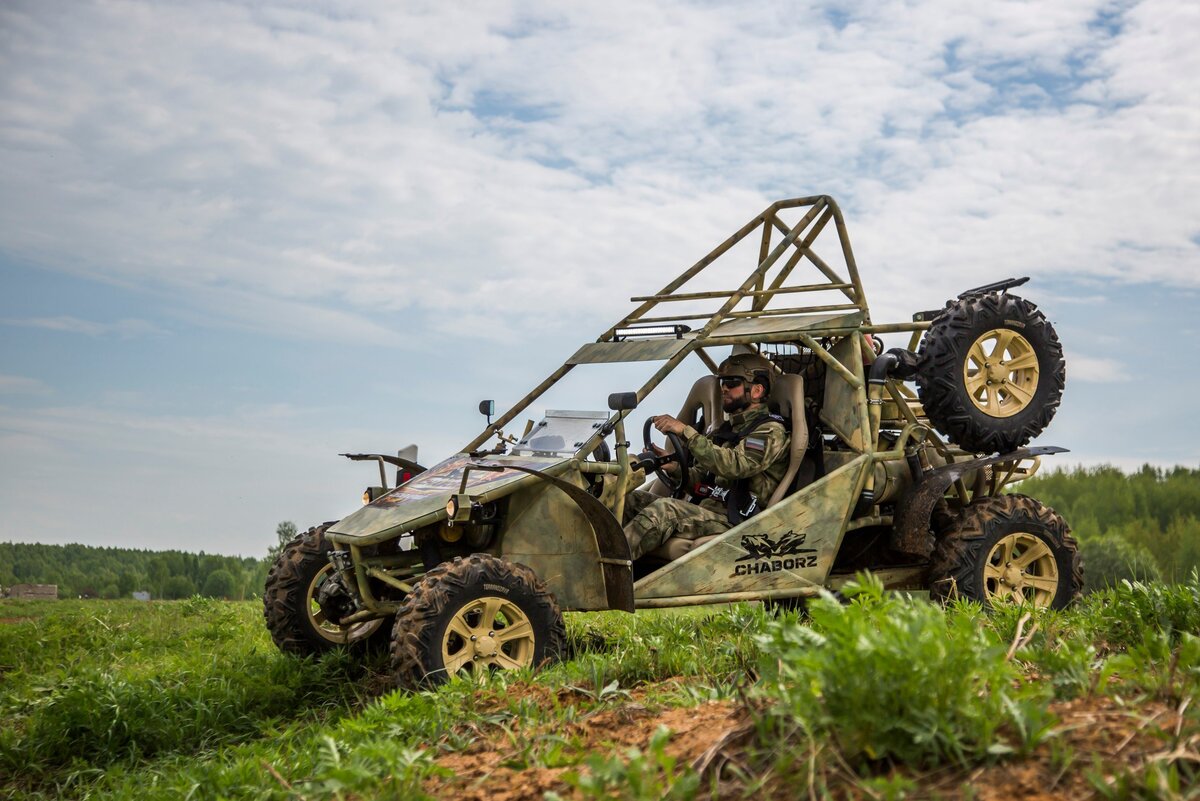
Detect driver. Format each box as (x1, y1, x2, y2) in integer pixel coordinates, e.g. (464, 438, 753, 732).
(623, 353, 790, 560)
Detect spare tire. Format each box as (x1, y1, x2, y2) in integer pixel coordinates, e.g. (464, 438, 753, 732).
(916, 291, 1065, 453)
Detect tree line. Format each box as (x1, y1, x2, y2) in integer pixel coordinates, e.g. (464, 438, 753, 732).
(1015, 463, 1200, 589)
(0, 541, 271, 600)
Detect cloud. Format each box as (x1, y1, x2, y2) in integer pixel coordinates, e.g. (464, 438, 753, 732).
(0, 0, 1196, 346)
(0, 373, 51, 394)
(0, 400, 455, 556)
(1068, 354, 1132, 383)
(3, 1, 1199, 556)
(2, 315, 166, 338)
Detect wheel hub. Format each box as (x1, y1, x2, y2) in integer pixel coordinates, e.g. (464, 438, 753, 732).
(305, 563, 385, 645)
(984, 532, 1059, 607)
(472, 634, 498, 658)
(963, 328, 1040, 418)
(442, 595, 535, 677)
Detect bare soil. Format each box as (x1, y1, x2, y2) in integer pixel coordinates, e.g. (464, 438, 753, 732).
(424, 682, 1194, 801)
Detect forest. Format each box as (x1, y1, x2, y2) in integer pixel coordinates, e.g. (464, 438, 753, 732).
(2, 464, 1197, 600)
(1017, 463, 1200, 586)
(0, 542, 269, 601)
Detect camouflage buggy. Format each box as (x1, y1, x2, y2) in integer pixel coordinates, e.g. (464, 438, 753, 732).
(264, 195, 1077, 687)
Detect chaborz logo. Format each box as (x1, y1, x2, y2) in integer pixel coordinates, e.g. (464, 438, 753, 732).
(732, 530, 818, 576)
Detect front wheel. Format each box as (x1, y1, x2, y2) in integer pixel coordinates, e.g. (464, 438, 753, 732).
(929, 494, 1082, 610)
(390, 554, 566, 689)
(263, 523, 391, 656)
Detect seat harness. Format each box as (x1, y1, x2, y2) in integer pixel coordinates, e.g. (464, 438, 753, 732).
(692, 412, 785, 525)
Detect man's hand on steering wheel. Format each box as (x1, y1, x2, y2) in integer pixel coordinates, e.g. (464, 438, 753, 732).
(651, 414, 687, 436)
(642, 416, 692, 498)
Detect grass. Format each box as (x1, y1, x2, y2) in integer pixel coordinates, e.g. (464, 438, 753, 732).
(0, 575, 1197, 800)
(754, 580, 1054, 767)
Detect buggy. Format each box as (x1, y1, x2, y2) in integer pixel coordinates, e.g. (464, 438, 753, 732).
(264, 195, 1077, 687)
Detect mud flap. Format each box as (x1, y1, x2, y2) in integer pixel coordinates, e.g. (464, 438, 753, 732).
(892, 446, 1068, 558)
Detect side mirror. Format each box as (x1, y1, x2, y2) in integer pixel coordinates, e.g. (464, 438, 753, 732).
(478, 399, 495, 424)
(607, 392, 638, 411)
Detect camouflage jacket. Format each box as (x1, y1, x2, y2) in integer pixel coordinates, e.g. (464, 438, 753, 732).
(680, 406, 790, 512)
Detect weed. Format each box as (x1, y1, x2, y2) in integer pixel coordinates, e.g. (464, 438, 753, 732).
(1090, 759, 1200, 801)
(857, 772, 917, 800)
(4, 577, 1200, 801)
(299, 735, 442, 801)
(1098, 630, 1200, 702)
(753, 575, 1053, 768)
(553, 725, 701, 801)
(1081, 573, 1200, 650)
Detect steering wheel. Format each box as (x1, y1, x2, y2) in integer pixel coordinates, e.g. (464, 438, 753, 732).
(641, 418, 691, 499)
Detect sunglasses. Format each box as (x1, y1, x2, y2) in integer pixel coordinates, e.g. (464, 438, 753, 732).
(719, 377, 745, 388)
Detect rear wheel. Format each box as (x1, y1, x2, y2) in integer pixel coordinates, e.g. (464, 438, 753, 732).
(390, 554, 565, 689)
(929, 494, 1081, 610)
(263, 523, 390, 656)
(917, 291, 1065, 453)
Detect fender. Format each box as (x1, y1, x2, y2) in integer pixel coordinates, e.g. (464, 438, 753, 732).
(892, 445, 1068, 558)
(477, 463, 635, 613)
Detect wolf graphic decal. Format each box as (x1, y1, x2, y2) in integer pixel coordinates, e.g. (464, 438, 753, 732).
(731, 529, 820, 577)
(735, 529, 818, 561)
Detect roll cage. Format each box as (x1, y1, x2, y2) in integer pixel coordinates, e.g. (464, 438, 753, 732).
(463, 195, 938, 491)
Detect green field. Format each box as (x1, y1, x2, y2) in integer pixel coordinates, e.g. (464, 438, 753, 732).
(2, 577, 1198, 800)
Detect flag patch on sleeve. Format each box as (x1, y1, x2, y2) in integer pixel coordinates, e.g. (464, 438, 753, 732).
(744, 436, 766, 453)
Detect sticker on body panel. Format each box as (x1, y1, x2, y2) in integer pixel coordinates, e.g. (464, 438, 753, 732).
(372, 453, 566, 506)
(731, 530, 818, 577)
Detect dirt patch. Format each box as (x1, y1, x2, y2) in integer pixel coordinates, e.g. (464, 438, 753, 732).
(425, 685, 1193, 801)
(965, 696, 1188, 801)
(0, 617, 32, 625)
(815, 696, 1191, 801)
(425, 685, 745, 801)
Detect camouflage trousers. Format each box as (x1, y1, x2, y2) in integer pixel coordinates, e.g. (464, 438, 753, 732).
(622, 490, 729, 561)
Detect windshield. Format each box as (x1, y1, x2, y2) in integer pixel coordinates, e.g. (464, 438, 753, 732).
(510, 409, 610, 457)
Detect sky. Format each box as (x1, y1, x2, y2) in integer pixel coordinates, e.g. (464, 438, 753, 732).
(1, 0, 1197, 558)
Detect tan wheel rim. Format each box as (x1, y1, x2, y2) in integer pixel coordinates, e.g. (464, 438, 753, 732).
(963, 329, 1040, 418)
(441, 595, 535, 677)
(984, 532, 1059, 607)
(306, 564, 384, 644)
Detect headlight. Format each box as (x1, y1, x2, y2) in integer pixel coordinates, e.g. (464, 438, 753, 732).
(445, 493, 474, 524)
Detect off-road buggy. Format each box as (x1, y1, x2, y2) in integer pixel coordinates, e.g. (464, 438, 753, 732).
(264, 195, 1078, 688)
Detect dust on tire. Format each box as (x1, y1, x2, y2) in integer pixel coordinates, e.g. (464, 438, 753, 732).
(263, 522, 390, 656)
(390, 553, 566, 689)
(929, 494, 1083, 610)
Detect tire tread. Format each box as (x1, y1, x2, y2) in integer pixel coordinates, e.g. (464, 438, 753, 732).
(389, 554, 565, 689)
(916, 292, 1066, 453)
(929, 494, 1083, 609)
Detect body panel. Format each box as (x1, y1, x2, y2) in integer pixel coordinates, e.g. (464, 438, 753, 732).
(709, 310, 863, 338)
(633, 457, 868, 599)
(327, 453, 569, 544)
(499, 478, 612, 611)
(568, 338, 695, 365)
(820, 337, 868, 451)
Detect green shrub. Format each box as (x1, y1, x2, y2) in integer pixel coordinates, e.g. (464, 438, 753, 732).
(753, 576, 1053, 768)
(1079, 572, 1200, 649)
(1081, 535, 1162, 590)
